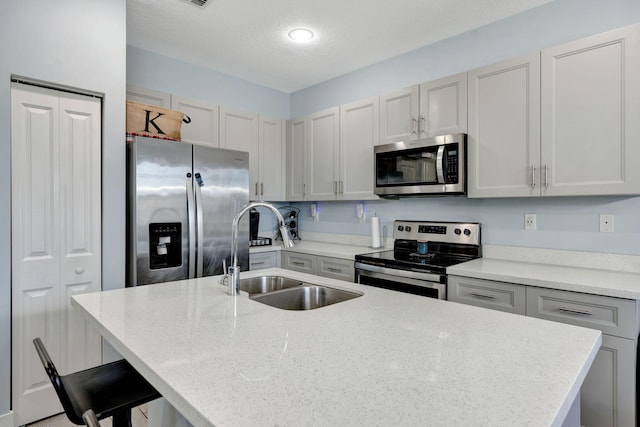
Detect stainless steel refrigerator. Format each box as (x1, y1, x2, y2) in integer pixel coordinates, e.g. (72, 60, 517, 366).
(126, 135, 249, 286)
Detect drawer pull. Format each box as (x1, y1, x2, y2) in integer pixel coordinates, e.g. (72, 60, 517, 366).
(557, 307, 593, 317)
(292, 261, 305, 266)
(251, 261, 265, 266)
(470, 292, 496, 300)
(327, 267, 342, 273)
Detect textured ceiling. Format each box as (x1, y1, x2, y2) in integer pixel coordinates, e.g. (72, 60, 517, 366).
(127, 0, 552, 93)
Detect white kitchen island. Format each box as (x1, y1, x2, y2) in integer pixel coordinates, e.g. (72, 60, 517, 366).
(71, 268, 601, 427)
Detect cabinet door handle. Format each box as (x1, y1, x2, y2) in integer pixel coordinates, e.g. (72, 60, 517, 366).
(327, 267, 342, 273)
(292, 261, 305, 266)
(544, 164, 549, 189)
(339, 180, 343, 194)
(255, 182, 259, 196)
(470, 292, 496, 300)
(531, 165, 536, 189)
(419, 115, 426, 135)
(334, 181, 338, 195)
(411, 117, 417, 135)
(260, 182, 264, 196)
(557, 307, 593, 316)
(303, 183, 306, 198)
(251, 261, 265, 266)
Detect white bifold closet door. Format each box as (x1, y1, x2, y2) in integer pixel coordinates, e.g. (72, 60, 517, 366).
(11, 82, 102, 426)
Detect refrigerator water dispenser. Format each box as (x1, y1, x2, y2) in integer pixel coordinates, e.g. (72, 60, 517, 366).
(149, 223, 182, 269)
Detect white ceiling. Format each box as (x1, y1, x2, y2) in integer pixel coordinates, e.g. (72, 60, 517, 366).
(127, 0, 552, 93)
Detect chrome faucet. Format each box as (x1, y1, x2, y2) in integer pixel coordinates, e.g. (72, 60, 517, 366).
(228, 202, 294, 295)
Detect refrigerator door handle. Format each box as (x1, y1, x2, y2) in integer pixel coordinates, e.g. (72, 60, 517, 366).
(194, 179, 205, 277)
(186, 179, 196, 278)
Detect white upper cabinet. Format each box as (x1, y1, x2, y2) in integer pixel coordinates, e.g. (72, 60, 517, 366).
(307, 107, 340, 201)
(286, 117, 307, 201)
(541, 24, 640, 196)
(468, 53, 541, 198)
(219, 106, 260, 190)
(287, 100, 380, 202)
(257, 116, 285, 201)
(339, 96, 380, 200)
(219, 107, 259, 153)
(469, 24, 640, 198)
(170, 95, 219, 147)
(419, 73, 468, 138)
(380, 86, 419, 144)
(380, 73, 467, 144)
(126, 84, 171, 108)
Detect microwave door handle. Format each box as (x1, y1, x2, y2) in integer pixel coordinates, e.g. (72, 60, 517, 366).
(436, 145, 445, 183)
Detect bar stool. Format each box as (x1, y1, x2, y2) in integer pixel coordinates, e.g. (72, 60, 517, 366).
(82, 409, 100, 427)
(33, 338, 161, 427)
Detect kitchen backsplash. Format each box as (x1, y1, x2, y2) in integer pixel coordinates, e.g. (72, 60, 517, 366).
(283, 196, 640, 256)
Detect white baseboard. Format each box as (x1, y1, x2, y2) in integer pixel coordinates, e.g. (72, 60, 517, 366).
(0, 411, 14, 427)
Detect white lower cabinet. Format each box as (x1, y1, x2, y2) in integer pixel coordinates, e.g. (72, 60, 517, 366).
(448, 276, 526, 315)
(526, 286, 638, 427)
(249, 251, 279, 271)
(579, 334, 636, 427)
(449, 277, 638, 427)
(317, 257, 355, 282)
(282, 252, 355, 282)
(282, 252, 315, 274)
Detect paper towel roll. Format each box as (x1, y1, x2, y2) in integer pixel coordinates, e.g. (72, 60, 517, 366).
(370, 215, 381, 248)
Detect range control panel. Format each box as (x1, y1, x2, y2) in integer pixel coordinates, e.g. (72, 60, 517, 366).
(393, 220, 480, 245)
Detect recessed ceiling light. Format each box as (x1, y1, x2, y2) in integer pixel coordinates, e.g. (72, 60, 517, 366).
(288, 28, 314, 42)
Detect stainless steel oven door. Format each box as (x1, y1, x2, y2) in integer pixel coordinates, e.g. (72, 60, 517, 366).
(355, 263, 446, 299)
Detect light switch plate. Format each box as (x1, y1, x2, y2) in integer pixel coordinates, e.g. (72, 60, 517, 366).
(600, 214, 614, 232)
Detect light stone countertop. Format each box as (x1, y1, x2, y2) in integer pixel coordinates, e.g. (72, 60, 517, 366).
(259, 239, 640, 299)
(447, 246, 640, 299)
(72, 268, 600, 427)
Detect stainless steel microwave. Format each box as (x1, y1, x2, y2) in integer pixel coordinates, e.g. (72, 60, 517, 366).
(374, 133, 466, 197)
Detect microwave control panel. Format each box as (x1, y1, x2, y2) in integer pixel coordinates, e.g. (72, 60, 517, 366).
(444, 145, 458, 183)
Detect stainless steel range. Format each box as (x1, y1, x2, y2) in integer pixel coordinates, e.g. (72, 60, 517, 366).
(355, 220, 481, 299)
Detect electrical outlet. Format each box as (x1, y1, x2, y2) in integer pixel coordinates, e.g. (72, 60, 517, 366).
(524, 213, 536, 230)
(600, 214, 614, 233)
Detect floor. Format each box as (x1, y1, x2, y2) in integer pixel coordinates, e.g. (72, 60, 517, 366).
(27, 405, 148, 427)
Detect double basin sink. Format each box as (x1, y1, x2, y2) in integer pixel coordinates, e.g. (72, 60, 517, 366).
(238, 276, 362, 310)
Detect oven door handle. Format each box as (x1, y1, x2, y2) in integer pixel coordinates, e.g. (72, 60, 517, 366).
(355, 262, 442, 284)
(356, 268, 446, 298)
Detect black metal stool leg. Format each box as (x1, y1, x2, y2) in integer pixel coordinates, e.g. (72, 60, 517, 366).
(112, 410, 133, 427)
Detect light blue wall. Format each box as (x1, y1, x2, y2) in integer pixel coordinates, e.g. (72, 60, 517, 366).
(293, 196, 640, 255)
(285, 0, 640, 256)
(127, 46, 290, 119)
(0, 0, 127, 417)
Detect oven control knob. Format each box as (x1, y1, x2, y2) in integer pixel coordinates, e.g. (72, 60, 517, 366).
(398, 226, 404, 231)
(454, 228, 462, 235)
(464, 229, 471, 236)
(405, 226, 412, 232)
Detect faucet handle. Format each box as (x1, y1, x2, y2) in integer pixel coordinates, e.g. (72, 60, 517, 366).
(219, 259, 229, 285)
